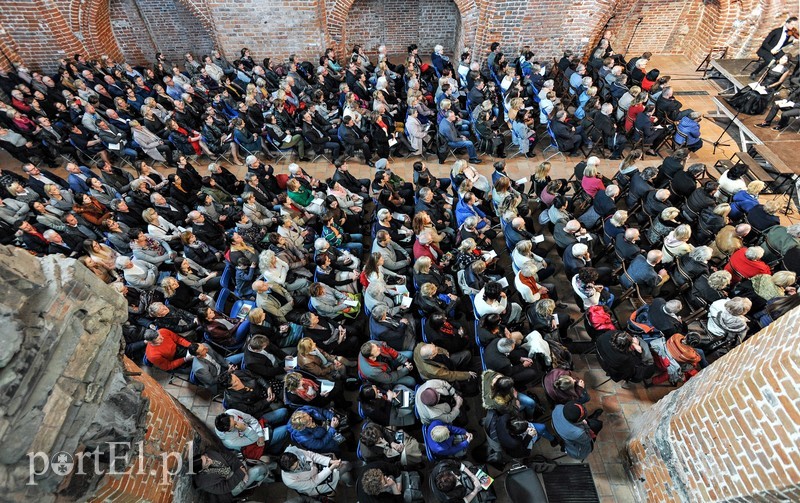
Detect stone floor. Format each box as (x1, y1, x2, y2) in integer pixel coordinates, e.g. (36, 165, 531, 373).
(36, 54, 795, 501)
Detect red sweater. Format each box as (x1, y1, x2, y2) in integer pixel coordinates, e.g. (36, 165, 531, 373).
(145, 328, 191, 370)
(724, 248, 771, 283)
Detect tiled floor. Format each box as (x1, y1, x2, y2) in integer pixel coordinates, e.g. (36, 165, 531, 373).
(47, 54, 783, 501)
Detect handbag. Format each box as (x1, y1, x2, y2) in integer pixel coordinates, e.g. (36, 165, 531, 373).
(402, 471, 425, 503)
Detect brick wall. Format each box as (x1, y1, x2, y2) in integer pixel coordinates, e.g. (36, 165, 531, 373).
(627, 306, 800, 502)
(110, 0, 217, 65)
(345, 0, 460, 56)
(1, 0, 790, 74)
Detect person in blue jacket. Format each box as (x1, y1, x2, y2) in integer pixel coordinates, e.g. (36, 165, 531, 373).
(674, 112, 703, 152)
(288, 406, 343, 455)
(551, 401, 603, 460)
(426, 419, 472, 458)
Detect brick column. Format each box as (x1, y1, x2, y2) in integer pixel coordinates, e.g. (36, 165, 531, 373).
(626, 307, 800, 502)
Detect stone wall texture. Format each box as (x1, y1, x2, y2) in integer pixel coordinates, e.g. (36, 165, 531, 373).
(0, 0, 792, 73)
(0, 246, 211, 502)
(626, 305, 800, 502)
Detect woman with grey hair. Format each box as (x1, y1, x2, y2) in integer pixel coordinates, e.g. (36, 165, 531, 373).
(690, 270, 731, 310)
(260, 249, 310, 293)
(364, 281, 404, 317)
(705, 297, 752, 356)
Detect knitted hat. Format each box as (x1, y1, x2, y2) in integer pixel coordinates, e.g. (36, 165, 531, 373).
(430, 425, 450, 442)
(563, 402, 585, 423)
(420, 388, 439, 406)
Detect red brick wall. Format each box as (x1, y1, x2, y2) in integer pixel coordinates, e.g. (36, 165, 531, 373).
(109, 0, 217, 65)
(345, 0, 460, 56)
(0, 0, 789, 82)
(627, 306, 800, 502)
(91, 358, 200, 502)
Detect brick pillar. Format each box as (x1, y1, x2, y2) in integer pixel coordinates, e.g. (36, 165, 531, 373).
(626, 307, 800, 502)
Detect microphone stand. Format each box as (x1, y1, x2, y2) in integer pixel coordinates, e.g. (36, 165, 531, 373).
(710, 59, 774, 155)
(623, 17, 644, 60)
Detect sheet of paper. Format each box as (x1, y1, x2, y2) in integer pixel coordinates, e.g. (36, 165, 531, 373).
(312, 197, 324, 205)
(497, 277, 509, 288)
(261, 425, 270, 441)
(516, 177, 528, 185)
(108, 143, 121, 151)
(400, 296, 413, 309)
(532, 234, 545, 244)
(343, 299, 359, 307)
(395, 284, 409, 295)
(320, 380, 335, 394)
(482, 249, 497, 260)
(553, 315, 560, 326)
(283, 134, 292, 143)
(388, 137, 398, 147)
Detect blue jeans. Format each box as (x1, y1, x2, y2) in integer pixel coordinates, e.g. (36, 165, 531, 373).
(232, 464, 269, 495)
(695, 348, 709, 368)
(518, 392, 537, 414)
(530, 422, 555, 441)
(226, 354, 244, 365)
(448, 140, 478, 159)
(339, 233, 363, 255)
(262, 407, 290, 453)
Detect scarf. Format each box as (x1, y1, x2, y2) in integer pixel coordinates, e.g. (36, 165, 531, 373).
(294, 378, 319, 401)
(519, 273, 548, 298)
(204, 460, 234, 478)
(666, 334, 700, 365)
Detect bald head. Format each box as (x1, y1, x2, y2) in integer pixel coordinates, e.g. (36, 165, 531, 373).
(512, 217, 525, 230)
(624, 228, 640, 241)
(735, 224, 751, 237)
(646, 250, 663, 264)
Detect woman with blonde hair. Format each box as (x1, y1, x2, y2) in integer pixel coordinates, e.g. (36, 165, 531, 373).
(752, 270, 797, 302)
(83, 239, 119, 273)
(646, 206, 680, 246)
(662, 224, 694, 263)
(161, 275, 212, 312)
(451, 159, 491, 198)
(142, 207, 182, 244)
(297, 337, 350, 380)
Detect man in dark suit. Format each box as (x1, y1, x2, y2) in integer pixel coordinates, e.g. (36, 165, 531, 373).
(655, 87, 682, 121)
(551, 110, 583, 155)
(21, 163, 69, 198)
(620, 251, 668, 296)
(301, 110, 341, 159)
(615, 228, 643, 265)
(338, 115, 373, 166)
(467, 79, 486, 111)
(750, 17, 798, 78)
(633, 105, 668, 155)
(593, 103, 626, 159)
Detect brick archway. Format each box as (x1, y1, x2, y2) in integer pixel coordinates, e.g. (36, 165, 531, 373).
(326, 0, 480, 56)
(73, 0, 221, 63)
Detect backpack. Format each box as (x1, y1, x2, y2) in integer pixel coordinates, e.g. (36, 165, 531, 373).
(627, 305, 662, 341)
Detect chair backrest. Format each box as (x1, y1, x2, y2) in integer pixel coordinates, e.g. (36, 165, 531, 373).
(420, 317, 428, 343)
(215, 288, 231, 312)
(221, 264, 233, 290)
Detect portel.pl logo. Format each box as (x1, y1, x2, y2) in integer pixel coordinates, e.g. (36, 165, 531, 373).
(27, 441, 196, 485)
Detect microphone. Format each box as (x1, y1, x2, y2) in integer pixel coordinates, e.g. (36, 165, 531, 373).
(637, 16, 644, 22)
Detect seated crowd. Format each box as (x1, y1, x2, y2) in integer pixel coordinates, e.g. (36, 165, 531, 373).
(1, 37, 797, 502)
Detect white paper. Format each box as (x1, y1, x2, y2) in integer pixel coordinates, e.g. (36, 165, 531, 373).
(320, 380, 335, 394)
(532, 234, 545, 244)
(261, 425, 271, 441)
(388, 137, 398, 147)
(777, 99, 795, 108)
(283, 134, 292, 143)
(312, 197, 325, 206)
(108, 142, 121, 151)
(343, 299, 359, 307)
(553, 315, 560, 326)
(516, 177, 528, 185)
(400, 296, 413, 309)
(482, 249, 497, 260)
(395, 284, 409, 295)
(497, 277, 509, 288)
(285, 356, 297, 369)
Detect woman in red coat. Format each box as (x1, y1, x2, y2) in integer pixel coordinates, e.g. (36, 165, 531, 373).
(724, 246, 771, 284)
